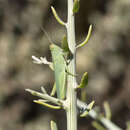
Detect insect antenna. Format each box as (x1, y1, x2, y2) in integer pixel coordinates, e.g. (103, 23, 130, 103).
(41, 27, 54, 44)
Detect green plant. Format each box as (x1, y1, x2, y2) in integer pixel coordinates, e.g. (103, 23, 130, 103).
(25, 0, 123, 130)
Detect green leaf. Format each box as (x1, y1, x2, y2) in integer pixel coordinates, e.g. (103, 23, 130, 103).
(50, 44, 66, 99)
(50, 83, 56, 96)
(51, 120, 58, 130)
(61, 35, 69, 53)
(73, 0, 80, 13)
(77, 72, 88, 89)
(103, 101, 111, 120)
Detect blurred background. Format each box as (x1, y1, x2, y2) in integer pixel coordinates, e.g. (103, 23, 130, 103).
(0, 0, 130, 130)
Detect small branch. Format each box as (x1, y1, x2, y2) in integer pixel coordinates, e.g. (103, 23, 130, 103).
(25, 89, 63, 106)
(77, 99, 122, 130)
(80, 101, 95, 117)
(51, 6, 66, 26)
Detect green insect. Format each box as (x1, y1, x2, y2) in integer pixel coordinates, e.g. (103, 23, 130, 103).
(50, 40, 87, 99)
(41, 29, 88, 100)
(41, 28, 70, 99)
(50, 44, 67, 99)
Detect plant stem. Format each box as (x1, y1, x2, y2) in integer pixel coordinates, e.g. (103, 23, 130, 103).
(66, 0, 77, 130)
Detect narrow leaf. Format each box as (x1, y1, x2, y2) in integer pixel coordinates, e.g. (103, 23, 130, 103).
(76, 25, 92, 48)
(50, 83, 56, 96)
(50, 44, 66, 99)
(77, 72, 88, 89)
(51, 6, 66, 26)
(103, 101, 111, 120)
(34, 100, 61, 109)
(51, 120, 58, 130)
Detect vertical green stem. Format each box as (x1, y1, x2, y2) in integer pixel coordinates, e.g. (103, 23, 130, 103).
(66, 0, 77, 130)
